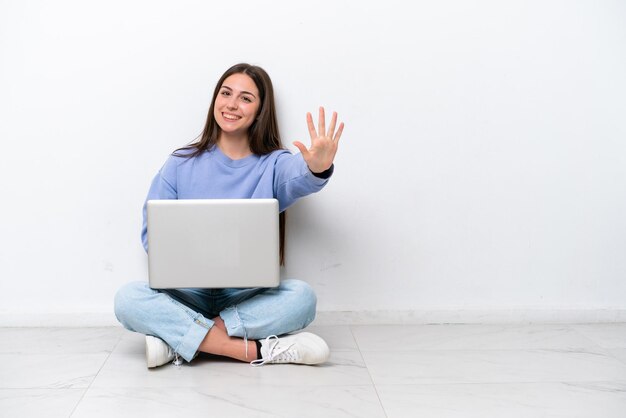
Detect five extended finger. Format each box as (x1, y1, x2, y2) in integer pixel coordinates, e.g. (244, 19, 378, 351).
(292, 141, 310, 159)
(306, 112, 317, 140)
(327, 111, 337, 138)
(334, 122, 344, 144)
(318, 107, 325, 139)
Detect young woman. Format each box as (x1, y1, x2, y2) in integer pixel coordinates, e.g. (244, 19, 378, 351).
(114, 63, 344, 368)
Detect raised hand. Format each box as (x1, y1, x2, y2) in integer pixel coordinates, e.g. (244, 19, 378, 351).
(293, 107, 344, 174)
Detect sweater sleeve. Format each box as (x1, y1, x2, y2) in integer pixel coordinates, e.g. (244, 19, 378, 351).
(141, 156, 179, 252)
(273, 151, 332, 212)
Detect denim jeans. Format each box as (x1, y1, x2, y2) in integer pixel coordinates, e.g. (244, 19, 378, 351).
(114, 279, 317, 362)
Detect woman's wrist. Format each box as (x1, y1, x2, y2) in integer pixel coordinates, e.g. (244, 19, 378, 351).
(310, 164, 334, 179)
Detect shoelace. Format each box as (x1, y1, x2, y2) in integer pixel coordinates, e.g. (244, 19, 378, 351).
(172, 351, 182, 367)
(159, 340, 181, 367)
(250, 335, 297, 367)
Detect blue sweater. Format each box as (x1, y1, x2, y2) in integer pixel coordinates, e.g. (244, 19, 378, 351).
(141, 146, 332, 251)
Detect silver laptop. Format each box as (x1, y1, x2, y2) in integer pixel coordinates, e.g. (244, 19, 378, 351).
(146, 199, 280, 289)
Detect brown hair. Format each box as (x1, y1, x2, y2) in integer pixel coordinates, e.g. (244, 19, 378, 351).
(174, 63, 287, 265)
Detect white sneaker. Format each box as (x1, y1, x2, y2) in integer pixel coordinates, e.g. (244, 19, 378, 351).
(145, 335, 176, 368)
(251, 332, 330, 366)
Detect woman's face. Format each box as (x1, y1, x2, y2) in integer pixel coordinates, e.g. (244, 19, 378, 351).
(214, 73, 261, 136)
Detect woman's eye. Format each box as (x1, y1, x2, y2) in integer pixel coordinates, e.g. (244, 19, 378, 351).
(221, 91, 230, 96)
(242, 96, 252, 103)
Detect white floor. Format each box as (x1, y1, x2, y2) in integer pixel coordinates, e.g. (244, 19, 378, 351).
(1, 324, 626, 417)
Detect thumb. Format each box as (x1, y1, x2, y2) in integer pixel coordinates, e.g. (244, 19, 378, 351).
(292, 141, 310, 158)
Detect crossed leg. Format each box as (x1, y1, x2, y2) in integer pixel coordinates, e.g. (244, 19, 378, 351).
(198, 316, 258, 362)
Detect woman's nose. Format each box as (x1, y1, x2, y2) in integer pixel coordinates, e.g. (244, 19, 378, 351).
(226, 97, 238, 110)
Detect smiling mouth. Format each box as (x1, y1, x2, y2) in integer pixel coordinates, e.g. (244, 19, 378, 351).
(222, 113, 242, 121)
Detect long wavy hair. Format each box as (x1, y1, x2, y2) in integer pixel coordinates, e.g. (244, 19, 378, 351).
(174, 63, 287, 265)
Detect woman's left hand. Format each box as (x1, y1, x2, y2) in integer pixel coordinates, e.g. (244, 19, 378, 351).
(293, 107, 344, 174)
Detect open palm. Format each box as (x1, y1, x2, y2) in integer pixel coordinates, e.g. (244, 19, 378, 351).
(293, 107, 344, 174)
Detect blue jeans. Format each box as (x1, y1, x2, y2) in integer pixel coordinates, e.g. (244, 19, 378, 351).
(114, 279, 317, 362)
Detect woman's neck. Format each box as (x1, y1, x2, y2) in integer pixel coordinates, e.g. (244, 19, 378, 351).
(217, 132, 252, 160)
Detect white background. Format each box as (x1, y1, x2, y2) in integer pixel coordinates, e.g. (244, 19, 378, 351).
(1, 0, 625, 325)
